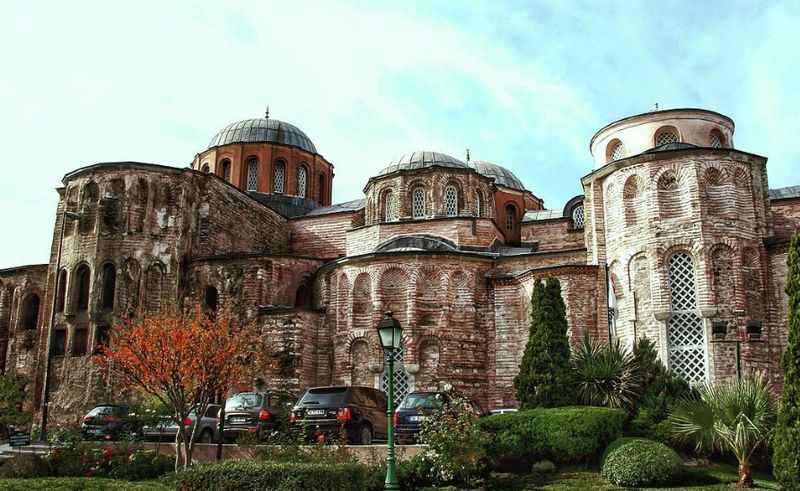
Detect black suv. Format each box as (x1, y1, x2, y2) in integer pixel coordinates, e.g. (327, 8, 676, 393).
(222, 391, 295, 442)
(290, 386, 387, 445)
(394, 391, 485, 444)
(81, 404, 141, 441)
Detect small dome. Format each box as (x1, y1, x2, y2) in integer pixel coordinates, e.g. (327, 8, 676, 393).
(469, 160, 525, 191)
(377, 151, 469, 176)
(208, 118, 317, 154)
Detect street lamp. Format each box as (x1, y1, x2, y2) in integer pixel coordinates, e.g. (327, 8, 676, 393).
(375, 311, 402, 491)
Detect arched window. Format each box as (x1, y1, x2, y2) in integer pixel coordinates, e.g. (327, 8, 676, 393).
(55, 269, 67, 313)
(412, 187, 426, 218)
(607, 139, 626, 162)
(475, 191, 482, 217)
(200, 163, 210, 173)
(101, 264, 116, 310)
(144, 263, 164, 312)
(295, 283, 311, 308)
(75, 264, 91, 312)
(297, 166, 308, 198)
(709, 129, 725, 149)
(220, 159, 231, 182)
(246, 158, 258, 191)
(72, 327, 88, 357)
(318, 174, 325, 203)
(505, 204, 517, 231)
(572, 205, 585, 229)
(203, 286, 218, 312)
(273, 160, 285, 193)
(444, 184, 458, 217)
(384, 190, 398, 222)
(80, 182, 99, 235)
(655, 127, 680, 146)
(667, 252, 707, 384)
(21, 294, 40, 330)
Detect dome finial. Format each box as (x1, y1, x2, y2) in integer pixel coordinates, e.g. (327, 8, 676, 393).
(265, 105, 270, 119)
(466, 148, 470, 163)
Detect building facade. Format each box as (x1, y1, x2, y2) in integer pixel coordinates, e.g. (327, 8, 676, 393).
(1, 108, 798, 422)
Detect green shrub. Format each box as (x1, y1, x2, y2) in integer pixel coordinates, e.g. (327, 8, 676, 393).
(0, 454, 52, 479)
(478, 406, 625, 470)
(176, 459, 368, 491)
(572, 335, 641, 411)
(601, 438, 683, 487)
(108, 450, 173, 480)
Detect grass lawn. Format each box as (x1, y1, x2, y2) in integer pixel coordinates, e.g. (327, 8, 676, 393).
(0, 478, 172, 490)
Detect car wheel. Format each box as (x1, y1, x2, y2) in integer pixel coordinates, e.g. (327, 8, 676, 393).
(199, 429, 213, 443)
(359, 425, 372, 445)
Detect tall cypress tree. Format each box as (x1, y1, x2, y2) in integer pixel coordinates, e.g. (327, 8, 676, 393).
(774, 232, 800, 489)
(514, 277, 574, 408)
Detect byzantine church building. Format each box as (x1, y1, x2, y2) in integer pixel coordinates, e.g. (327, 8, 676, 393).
(1, 107, 798, 421)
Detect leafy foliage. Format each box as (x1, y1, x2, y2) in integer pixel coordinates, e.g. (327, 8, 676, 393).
(514, 277, 574, 408)
(572, 335, 641, 411)
(0, 373, 31, 430)
(669, 373, 775, 487)
(774, 231, 800, 490)
(601, 438, 683, 487)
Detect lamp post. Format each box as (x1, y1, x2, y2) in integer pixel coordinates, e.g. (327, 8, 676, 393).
(375, 311, 402, 491)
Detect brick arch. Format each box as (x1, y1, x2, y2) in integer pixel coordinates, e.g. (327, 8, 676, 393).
(335, 273, 351, 332)
(379, 267, 410, 326)
(348, 337, 374, 386)
(415, 336, 441, 391)
(609, 260, 624, 298)
(741, 246, 764, 321)
(144, 261, 166, 313)
(120, 258, 141, 314)
(708, 243, 737, 310)
(622, 174, 643, 199)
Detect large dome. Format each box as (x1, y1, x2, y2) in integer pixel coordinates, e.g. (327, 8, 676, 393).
(377, 151, 469, 176)
(469, 160, 525, 191)
(208, 118, 317, 154)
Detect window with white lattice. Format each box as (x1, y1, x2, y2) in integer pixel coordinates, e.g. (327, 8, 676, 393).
(246, 158, 258, 191)
(572, 205, 585, 229)
(384, 190, 398, 222)
(411, 187, 425, 218)
(475, 191, 482, 217)
(297, 166, 307, 198)
(273, 161, 285, 193)
(444, 184, 458, 217)
(709, 130, 725, 149)
(655, 127, 679, 146)
(381, 348, 410, 407)
(667, 252, 708, 384)
(607, 140, 626, 162)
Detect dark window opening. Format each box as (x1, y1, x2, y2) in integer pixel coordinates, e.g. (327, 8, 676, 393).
(75, 265, 91, 312)
(72, 328, 88, 357)
(318, 174, 325, 203)
(295, 284, 311, 308)
(53, 329, 67, 357)
(101, 264, 116, 310)
(95, 325, 110, 352)
(221, 160, 232, 182)
(201, 164, 210, 173)
(21, 294, 40, 330)
(55, 270, 67, 313)
(505, 204, 517, 231)
(203, 286, 219, 312)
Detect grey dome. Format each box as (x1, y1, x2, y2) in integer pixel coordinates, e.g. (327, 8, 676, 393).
(208, 118, 317, 154)
(377, 151, 469, 176)
(469, 160, 525, 191)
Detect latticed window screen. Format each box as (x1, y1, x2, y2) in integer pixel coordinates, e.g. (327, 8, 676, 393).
(656, 130, 679, 146)
(710, 133, 722, 149)
(246, 159, 258, 191)
(475, 191, 482, 217)
(297, 166, 307, 198)
(610, 142, 626, 161)
(667, 252, 708, 384)
(412, 188, 425, 218)
(384, 191, 398, 222)
(572, 205, 585, 229)
(381, 348, 410, 407)
(444, 185, 458, 216)
(273, 162, 285, 193)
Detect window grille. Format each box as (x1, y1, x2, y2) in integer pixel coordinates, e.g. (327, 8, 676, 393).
(505, 204, 517, 231)
(656, 130, 679, 146)
(297, 166, 307, 198)
(572, 205, 585, 229)
(381, 348, 410, 407)
(445, 185, 458, 216)
(710, 132, 722, 148)
(412, 188, 425, 218)
(610, 141, 626, 161)
(384, 191, 398, 222)
(667, 252, 708, 384)
(475, 191, 482, 217)
(274, 162, 285, 193)
(246, 159, 258, 191)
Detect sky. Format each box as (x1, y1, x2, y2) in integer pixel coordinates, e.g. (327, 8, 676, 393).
(1, 0, 798, 269)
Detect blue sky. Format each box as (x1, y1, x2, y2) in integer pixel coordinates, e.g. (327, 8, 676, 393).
(1, 1, 798, 268)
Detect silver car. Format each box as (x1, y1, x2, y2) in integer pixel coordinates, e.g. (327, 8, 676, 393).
(142, 404, 221, 443)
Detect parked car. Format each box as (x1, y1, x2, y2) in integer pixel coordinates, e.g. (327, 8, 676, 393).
(80, 404, 141, 441)
(142, 404, 221, 443)
(393, 391, 485, 444)
(290, 386, 387, 445)
(222, 391, 295, 442)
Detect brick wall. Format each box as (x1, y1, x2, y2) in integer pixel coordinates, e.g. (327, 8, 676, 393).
(289, 212, 360, 258)
(521, 218, 585, 252)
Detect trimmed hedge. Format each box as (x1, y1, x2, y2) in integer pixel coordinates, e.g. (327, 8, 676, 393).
(176, 460, 369, 491)
(478, 406, 625, 469)
(601, 438, 683, 487)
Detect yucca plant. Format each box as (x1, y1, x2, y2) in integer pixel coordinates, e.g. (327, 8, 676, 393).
(572, 335, 641, 411)
(668, 373, 775, 487)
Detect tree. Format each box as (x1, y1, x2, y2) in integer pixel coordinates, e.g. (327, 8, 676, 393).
(0, 374, 31, 436)
(774, 231, 800, 489)
(572, 335, 641, 411)
(94, 309, 266, 470)
(514, 277, 574, 408)
(669, 373, 775, 488)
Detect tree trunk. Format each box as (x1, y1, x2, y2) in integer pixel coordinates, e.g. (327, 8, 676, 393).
(738, 460, 753, 487)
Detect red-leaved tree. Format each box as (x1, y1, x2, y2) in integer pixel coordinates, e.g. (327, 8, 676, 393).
(94, 308, 266, 470)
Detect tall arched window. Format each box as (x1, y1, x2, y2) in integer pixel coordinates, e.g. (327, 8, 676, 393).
(607, 139, 626, 162)
(21, 294, 40, 330)
(220, 159, 231, 182)
(667, 252, 707, 384)
(444, 184, 458, 217)
(412, 187, 426, 218)
(246, 158, 258, 191)
(203, 286, 218, 312)
(55, 269, 67, 313)
(318, 174, 325, 203)
(75, 264, 91, 312)
(505, 204, 517, 231)
(384, 190, 398, 222)
(572, 205, 585, 229)
(101, 263, 116, 310)
(273, 160, 285, 193)
(475, 191, 482, 217)
(297, 166, 308, 198)
(655, 126, 680, 146)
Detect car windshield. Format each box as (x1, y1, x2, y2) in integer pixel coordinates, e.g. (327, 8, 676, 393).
(87, 406, 122, 416)
(400, 393, 444, 410)
(225, 393, 263, 411)
(300, 387, 348, 406)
